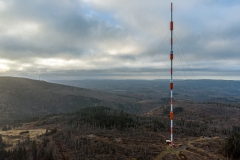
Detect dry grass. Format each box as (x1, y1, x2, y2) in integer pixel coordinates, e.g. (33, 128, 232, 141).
(0, 128, 46, 150)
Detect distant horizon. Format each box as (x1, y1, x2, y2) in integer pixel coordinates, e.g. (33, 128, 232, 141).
(1, 75, 239, 82)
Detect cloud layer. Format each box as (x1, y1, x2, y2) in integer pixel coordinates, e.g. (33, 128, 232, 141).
(0, 0, 239, 80)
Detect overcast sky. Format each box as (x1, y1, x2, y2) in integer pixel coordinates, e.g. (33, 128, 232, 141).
(0, 0, 239, 80)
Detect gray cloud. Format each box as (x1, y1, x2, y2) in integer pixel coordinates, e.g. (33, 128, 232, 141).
(0, 0, 239, 80)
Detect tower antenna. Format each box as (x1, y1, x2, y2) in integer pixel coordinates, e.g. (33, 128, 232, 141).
(169, 2, 174, 147)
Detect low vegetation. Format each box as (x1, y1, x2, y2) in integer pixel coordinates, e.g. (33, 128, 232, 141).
(223, 132, 240, 159)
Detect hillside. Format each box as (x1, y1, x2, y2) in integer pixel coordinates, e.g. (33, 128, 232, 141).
(53, 79, 240, 113)
(0, 77, 239, 159)
(0, 77, 138, 124)
(1, 106, 237, 160)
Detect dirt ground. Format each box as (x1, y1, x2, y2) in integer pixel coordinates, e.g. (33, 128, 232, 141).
(154, 136, 226, 160)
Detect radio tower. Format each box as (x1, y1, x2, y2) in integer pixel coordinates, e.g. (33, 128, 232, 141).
(169, 2, 174, 147)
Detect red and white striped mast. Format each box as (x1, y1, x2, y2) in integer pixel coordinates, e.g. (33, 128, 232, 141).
(169, 2, 174, 147)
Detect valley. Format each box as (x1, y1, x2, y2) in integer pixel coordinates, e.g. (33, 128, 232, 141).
(0, 77, 239, 159)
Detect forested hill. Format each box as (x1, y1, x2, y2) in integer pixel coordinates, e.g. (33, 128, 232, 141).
(54, 79, 240, 102)
(0, 77, 138, 124)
